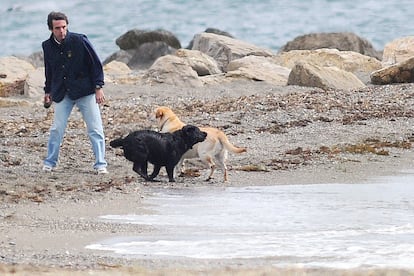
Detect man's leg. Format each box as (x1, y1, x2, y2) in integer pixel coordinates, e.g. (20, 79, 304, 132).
(76, 94, 107, 170)
(44, 96, 74, 168)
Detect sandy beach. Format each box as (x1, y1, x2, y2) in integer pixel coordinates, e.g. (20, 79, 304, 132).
(1, 80, 414, 275)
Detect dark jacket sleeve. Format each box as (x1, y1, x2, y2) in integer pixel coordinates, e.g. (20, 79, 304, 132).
(81, 35, 104, 87)
(42, 41, 52, 94)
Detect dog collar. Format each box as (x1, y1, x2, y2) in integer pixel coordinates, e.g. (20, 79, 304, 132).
(159, 117, 171, 132)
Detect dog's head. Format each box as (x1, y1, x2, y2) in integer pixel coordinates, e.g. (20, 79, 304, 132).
(180, 125, 207, 148)
(154, 106, 185, 132)
(154, 106, 174, 120)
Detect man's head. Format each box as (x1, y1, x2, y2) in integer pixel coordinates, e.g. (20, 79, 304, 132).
(47, 12, 68, 42)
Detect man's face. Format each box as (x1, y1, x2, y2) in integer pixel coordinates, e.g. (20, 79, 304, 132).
(51, 19, 67, 42)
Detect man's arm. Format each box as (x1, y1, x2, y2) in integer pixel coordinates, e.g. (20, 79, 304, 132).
(82, 35, 104, 88)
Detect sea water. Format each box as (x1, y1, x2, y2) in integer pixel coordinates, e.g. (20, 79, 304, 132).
(87, 172, 414, 269)
(1, 0, 414, 60)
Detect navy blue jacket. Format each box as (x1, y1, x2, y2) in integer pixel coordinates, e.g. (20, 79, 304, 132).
(42, 31, 104, 102)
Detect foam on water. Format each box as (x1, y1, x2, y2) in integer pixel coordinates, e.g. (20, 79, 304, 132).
(87, 172, 414, 269)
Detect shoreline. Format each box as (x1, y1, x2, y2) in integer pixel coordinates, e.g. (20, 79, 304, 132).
(2, 157, 414, 275)
(1, 81, 414, 275)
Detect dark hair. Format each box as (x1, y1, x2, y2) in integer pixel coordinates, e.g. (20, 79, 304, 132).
(47, 11, 68, 30)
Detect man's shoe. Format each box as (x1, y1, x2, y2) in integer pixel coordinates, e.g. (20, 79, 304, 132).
(42, 165, 53, 172)
(96, 167, 108, 174)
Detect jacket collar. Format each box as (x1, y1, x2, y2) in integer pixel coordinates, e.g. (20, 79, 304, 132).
(50, 31, 72, 46)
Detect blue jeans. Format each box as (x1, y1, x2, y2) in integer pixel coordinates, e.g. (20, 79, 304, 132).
(44, 94, 107, 169)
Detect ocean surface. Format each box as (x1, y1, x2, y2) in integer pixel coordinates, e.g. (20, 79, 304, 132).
(87, 172, 414, 269)
(1, 0, 414, 60)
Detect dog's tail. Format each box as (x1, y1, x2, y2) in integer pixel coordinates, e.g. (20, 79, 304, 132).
(110, 137, 124, 148)
(219, 133, 247, 154)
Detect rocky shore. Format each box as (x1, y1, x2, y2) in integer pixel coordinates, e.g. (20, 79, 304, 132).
(1, 80, 414, 275)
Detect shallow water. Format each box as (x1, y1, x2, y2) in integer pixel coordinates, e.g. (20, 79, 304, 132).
(87, 172, 414, 269)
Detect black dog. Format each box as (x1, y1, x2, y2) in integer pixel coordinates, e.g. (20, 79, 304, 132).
(110, 125, 207, 182)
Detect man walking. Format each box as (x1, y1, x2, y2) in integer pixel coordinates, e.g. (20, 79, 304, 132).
(42, 11, 108, 174)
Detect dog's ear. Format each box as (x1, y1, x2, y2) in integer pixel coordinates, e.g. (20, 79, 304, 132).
(183, 125, 192, 131)
(155, 108, 163, 119)
(183, 125, 197, 134)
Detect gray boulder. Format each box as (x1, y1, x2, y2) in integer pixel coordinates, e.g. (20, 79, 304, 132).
(371, 56, 414, 85)
(104, 29, 181, 69)
(273, 48, 382, 84)
(15, 51, 44, 68)
(24, 67, 44, 99)
(381, 36, 414, 66)
(104, 41, 177, 70)
(0, 56, 35, 97)
(142, 55, 203, 87)
(115, 29, 181, 50)
(103, 50, 133, 66)
(279, 32, 381, 60)
(175, 49, 221, 76)
(186, 28, 234, 49)
(288, 62, 365, 90)
(226, 56, 290, 85)
(103, 61, 142, 84)
(191, 32, 273, 72)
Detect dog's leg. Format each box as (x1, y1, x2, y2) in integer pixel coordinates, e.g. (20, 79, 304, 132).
(149, 165, 162, 181)
(216, 150, 229, 182)
(181, 159, 187, 174)
(165, 165, 176, 182)
(217, 162, 228, 182)
(133, 162, 150, 181)
(204, 156, 216, 181)
(175, 157, 185, 176)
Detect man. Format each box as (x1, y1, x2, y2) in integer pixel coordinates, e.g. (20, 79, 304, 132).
(42, 11, 108, 174)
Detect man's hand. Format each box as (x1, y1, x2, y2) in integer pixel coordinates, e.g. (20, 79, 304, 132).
(95, 88, 105, 104)
(44, 93, 52, 108)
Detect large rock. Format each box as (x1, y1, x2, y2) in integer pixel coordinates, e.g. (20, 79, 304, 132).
(0, 56, 35, 97)
(273, 48, 382, 84)
(226, 56, 290, 85)
(17, 51, 44, 68)
(142, 55, 203, 87)
(174, 49, 221, 76)
(370, 56, 414, 85)
(104, 60, 131, 75)
(115, 29, 181, 50)
(191, 33, 273, 72)
(24, 67, 45, 99)
(104, 41, 177, 70)
(186, 28, 234, 49)
(382, 36, 414, 66)
(103, 61, 142, 84)
(279, 32, 381, 60)
(288, 62, 365, 90)
(27, 51, 44, 68)
(103, 50, 133, 66)
(104, 29, 182, 70)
